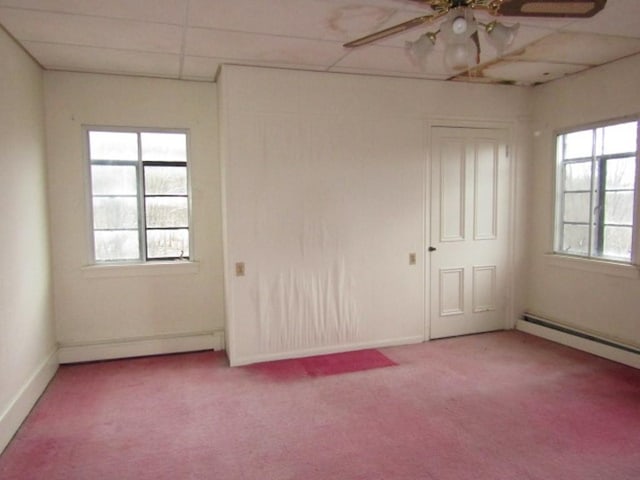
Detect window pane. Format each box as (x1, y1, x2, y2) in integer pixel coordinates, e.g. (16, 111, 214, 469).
(603, 226, 632, 260)
(89, 131, 138, 161)
(606, 157, 636, 190)
(91, 165, 137, 195)
(601, 122, 637, 155)
(141, 133, 187, 161)
(147, 229, 189, 259)
(145, 197, 188, 228)
(144, 166, 187, 195)
(564, 161, 592, 191)
(562, 224, 589, 255)
(604, 191, 634, 225)
(563, 192, 591, 223)
(563, 130, 593, 159)
(94, 231, 139, 261)
(93, 197, 138, 229)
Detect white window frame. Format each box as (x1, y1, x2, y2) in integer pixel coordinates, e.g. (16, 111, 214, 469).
(85, 126, 192, 265)
(553, 116, 640, 266)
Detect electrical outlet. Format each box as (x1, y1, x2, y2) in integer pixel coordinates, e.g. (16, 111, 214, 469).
(235, 262, 245, 276)
(409, 253, 416, 265)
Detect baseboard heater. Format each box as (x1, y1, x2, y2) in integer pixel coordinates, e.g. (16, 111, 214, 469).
(522, 314, 640, 355)
(519, 314, 640, 369)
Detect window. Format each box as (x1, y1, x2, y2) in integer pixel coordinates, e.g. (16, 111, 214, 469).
(554, 119, 638, 263)
(87, 128, 190, 263)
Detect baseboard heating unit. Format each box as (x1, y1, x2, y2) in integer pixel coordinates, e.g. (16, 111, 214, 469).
(516, 314, 640, 370)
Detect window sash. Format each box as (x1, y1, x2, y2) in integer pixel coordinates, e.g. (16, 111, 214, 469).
(87, 128, 190, 263)
(555, 120, 639, 264)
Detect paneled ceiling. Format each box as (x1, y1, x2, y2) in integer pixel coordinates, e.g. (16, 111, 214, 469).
(0, 0, 639, 85)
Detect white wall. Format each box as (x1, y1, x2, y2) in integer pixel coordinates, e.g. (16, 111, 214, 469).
(220, 65, 532, 365)
(0, 28, 57, 453)
(44, 72, 224, 361)
(527, 54, 640, 347)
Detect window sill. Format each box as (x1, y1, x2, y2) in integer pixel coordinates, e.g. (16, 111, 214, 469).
(81, 261, 200, 279)
(544, 254, 639, 279)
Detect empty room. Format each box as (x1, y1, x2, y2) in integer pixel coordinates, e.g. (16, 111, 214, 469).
(1, 0, 639, 478)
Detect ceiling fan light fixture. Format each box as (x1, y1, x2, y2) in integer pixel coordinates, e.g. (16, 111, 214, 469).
(485, 21, 520, 52)
(440, 7, 477, 42)
(452, 15, 469, 35)
(444, 38, 478, 71)
(405, 32, 438, 67)
(343, 0, 610, 78)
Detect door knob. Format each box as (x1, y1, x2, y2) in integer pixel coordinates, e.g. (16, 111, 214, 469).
(428, 246, 437, 252)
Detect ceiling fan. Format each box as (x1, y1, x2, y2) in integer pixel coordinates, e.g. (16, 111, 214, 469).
(343, 0, 607, 71)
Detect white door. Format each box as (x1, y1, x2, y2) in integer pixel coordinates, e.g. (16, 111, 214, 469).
(429, 127, 510, 339)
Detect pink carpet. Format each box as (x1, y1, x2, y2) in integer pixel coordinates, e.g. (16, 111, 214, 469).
(2, 331, 640, 479)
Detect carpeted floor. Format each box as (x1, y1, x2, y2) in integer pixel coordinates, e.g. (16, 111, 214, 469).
(1, 331, 640, 479)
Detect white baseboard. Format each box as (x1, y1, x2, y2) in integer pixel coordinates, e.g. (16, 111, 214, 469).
(516, 319, 640, 369)
(0, 349, 59, 454)
(58, 330, 225, 364)
(229, 335, 425, 367)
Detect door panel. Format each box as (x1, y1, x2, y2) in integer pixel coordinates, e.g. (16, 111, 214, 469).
(430, 127, 510, 339)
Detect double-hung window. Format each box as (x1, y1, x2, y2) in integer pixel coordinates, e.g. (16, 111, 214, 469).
(554, 119, 639, 263)
(87, 128, 190, 263)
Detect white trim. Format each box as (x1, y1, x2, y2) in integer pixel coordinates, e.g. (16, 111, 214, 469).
(0, 349, 59, 454)
(516, 319, 640, 369)
(81, 260, 199, 278)
(425, 120, 516, 337)
(228, 335, 424, 367)
(552, 117, 640, 268)
(543, 253, 640, 279)
(58, 330, 224, 364)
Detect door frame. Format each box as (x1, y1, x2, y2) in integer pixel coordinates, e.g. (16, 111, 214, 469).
(424, 118, 517, 341)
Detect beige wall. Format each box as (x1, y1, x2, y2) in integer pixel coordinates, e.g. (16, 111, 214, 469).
(0, 28, 57, 453)
(44, 72, 224, 358)
(527, 53, 640, 347)
(220, 65, 533, 365)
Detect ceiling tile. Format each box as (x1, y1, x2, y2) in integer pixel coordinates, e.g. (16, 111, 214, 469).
(0, 7, 183, 53)
(335, 42, 451, 76)
(187, 0, 403, 42)
(564, 0, 640, 38)
(23, 41, 181, 77)
(331, 65, 449, 81)
(414, 25, 559, 67)
(0, 0, 188, 25)
(506, 32, 640, 65)
(185, 27, 344, 67)
(473, 60, 588, 84)
(181, 56, 221, 81)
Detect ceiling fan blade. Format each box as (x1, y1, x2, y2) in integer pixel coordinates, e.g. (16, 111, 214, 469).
(343, 13, 444, 48)
(497, 0, 607, 18)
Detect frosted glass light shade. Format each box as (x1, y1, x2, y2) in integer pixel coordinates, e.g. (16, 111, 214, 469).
(441, 7, 478, 70)
(486, 21, 520, 53)
(444, 39, 478, 71)
(452, 16, 469, 35)
(405, 32, 437, 68)
(440, 7, 477, 43)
